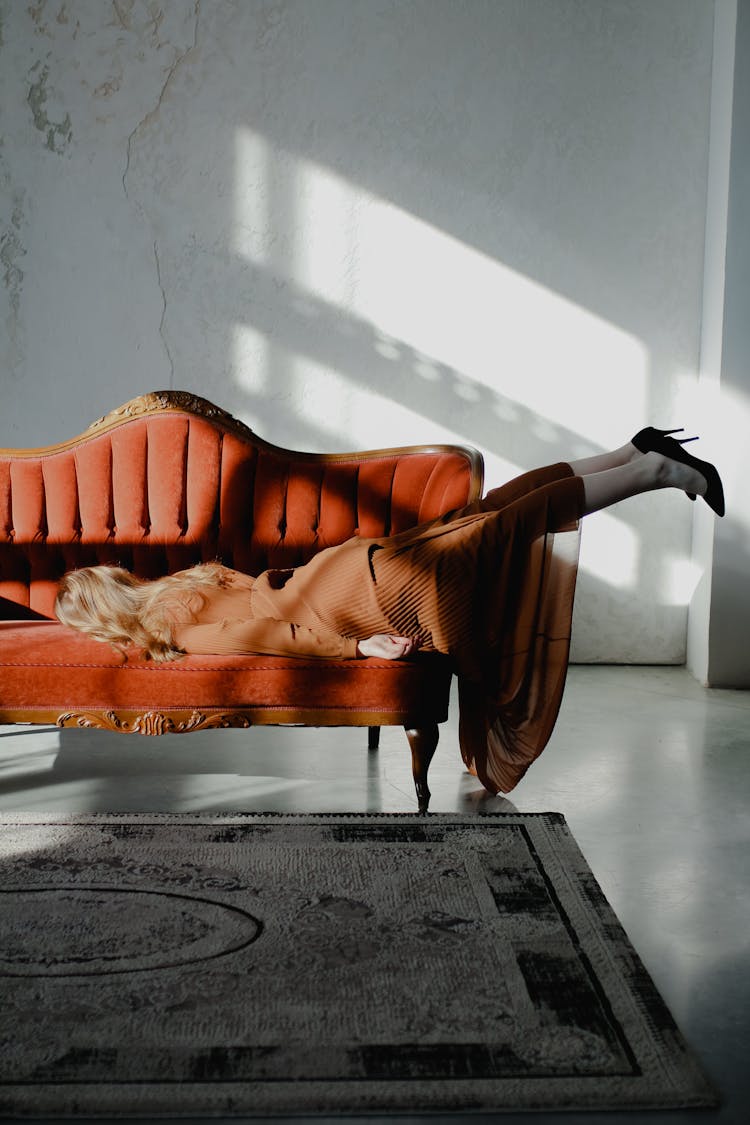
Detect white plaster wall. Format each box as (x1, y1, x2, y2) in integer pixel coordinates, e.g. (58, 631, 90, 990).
(689, 0, 735, 686)
(689, 0, 750, 688)
(0, 0, 715, 662)
(709, 0, 750, 686)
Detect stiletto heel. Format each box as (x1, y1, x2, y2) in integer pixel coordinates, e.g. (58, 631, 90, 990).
(631, 426, 698, 453)
(632, 429, 724, 517)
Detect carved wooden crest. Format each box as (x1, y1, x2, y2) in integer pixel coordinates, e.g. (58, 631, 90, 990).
(87, 391, 256, 440)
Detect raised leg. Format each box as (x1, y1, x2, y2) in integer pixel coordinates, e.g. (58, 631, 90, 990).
(368, 725, 380, 750)
(576, 451, 708, 516)
(405, 723, 439, 815)
(567, 441, 637, 476)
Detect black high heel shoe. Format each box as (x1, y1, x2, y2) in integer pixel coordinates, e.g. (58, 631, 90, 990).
(630, 427, 699, 501)
(630, 426, 725, 517)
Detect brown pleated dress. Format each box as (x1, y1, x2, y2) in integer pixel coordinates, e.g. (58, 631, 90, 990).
(367, 462, 585, 794)
(180, 462, 585, 795)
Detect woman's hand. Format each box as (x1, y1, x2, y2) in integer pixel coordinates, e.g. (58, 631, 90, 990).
(356, 634, 418, 660)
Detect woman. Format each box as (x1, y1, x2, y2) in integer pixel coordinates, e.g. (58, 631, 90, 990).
(54, 427, 724, 793)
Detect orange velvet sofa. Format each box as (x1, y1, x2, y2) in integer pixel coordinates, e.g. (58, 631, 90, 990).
(0, 391, 484, 812)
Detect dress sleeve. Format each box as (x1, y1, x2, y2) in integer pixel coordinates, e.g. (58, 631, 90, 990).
(174, 618, 359, 660)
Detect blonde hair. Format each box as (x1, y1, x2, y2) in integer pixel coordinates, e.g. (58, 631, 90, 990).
(54, 562, 229, 662)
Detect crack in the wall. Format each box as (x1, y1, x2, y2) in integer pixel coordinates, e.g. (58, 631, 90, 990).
(153, 239, 174, 387)
(122, 0, 200, 200)
(120, 1, 200, 390)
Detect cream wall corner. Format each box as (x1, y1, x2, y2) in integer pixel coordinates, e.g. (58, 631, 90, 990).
(689, 0, 750, 688)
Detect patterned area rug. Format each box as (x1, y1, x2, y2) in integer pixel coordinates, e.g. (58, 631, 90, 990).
(0, 813, 717, 1117)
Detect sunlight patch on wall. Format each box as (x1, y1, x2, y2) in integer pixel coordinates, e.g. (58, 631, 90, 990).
(293, 160, 358, 309)
(577, 512, 640, 590)
(352, 199, 648, 445)
(661, 556, 704, 606)
(678, 372, 745, 537)
(284, 354, 485, 453)
(232, 128, 649, 447)
(232, 324, 269, 394)
(233, 129, 271, 265)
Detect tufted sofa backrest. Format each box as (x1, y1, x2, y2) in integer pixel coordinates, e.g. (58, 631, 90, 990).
(0, 392, 484, 619)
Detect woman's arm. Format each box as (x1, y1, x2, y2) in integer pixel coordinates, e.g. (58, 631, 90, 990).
(175, 617, 358, 659)
(174, 620, 417, 661)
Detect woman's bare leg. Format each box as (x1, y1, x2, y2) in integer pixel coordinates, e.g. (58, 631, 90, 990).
(580, 451, 707, 516)
(568, 441, 641, 477)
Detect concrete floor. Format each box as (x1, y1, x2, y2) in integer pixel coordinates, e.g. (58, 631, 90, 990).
(1, 665, 748, 1124)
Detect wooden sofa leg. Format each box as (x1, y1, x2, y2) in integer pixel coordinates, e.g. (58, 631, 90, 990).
(368, 725, 381, 751)
(405, 723, 439, 816)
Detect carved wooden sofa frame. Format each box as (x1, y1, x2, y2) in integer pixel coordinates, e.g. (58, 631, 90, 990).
(0, 392, 484, 813)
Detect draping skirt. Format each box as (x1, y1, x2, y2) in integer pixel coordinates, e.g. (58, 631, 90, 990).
(369, 463, 585, 794)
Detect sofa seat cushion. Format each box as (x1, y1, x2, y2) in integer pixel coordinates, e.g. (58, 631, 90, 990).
(0, 622, 453, 722)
